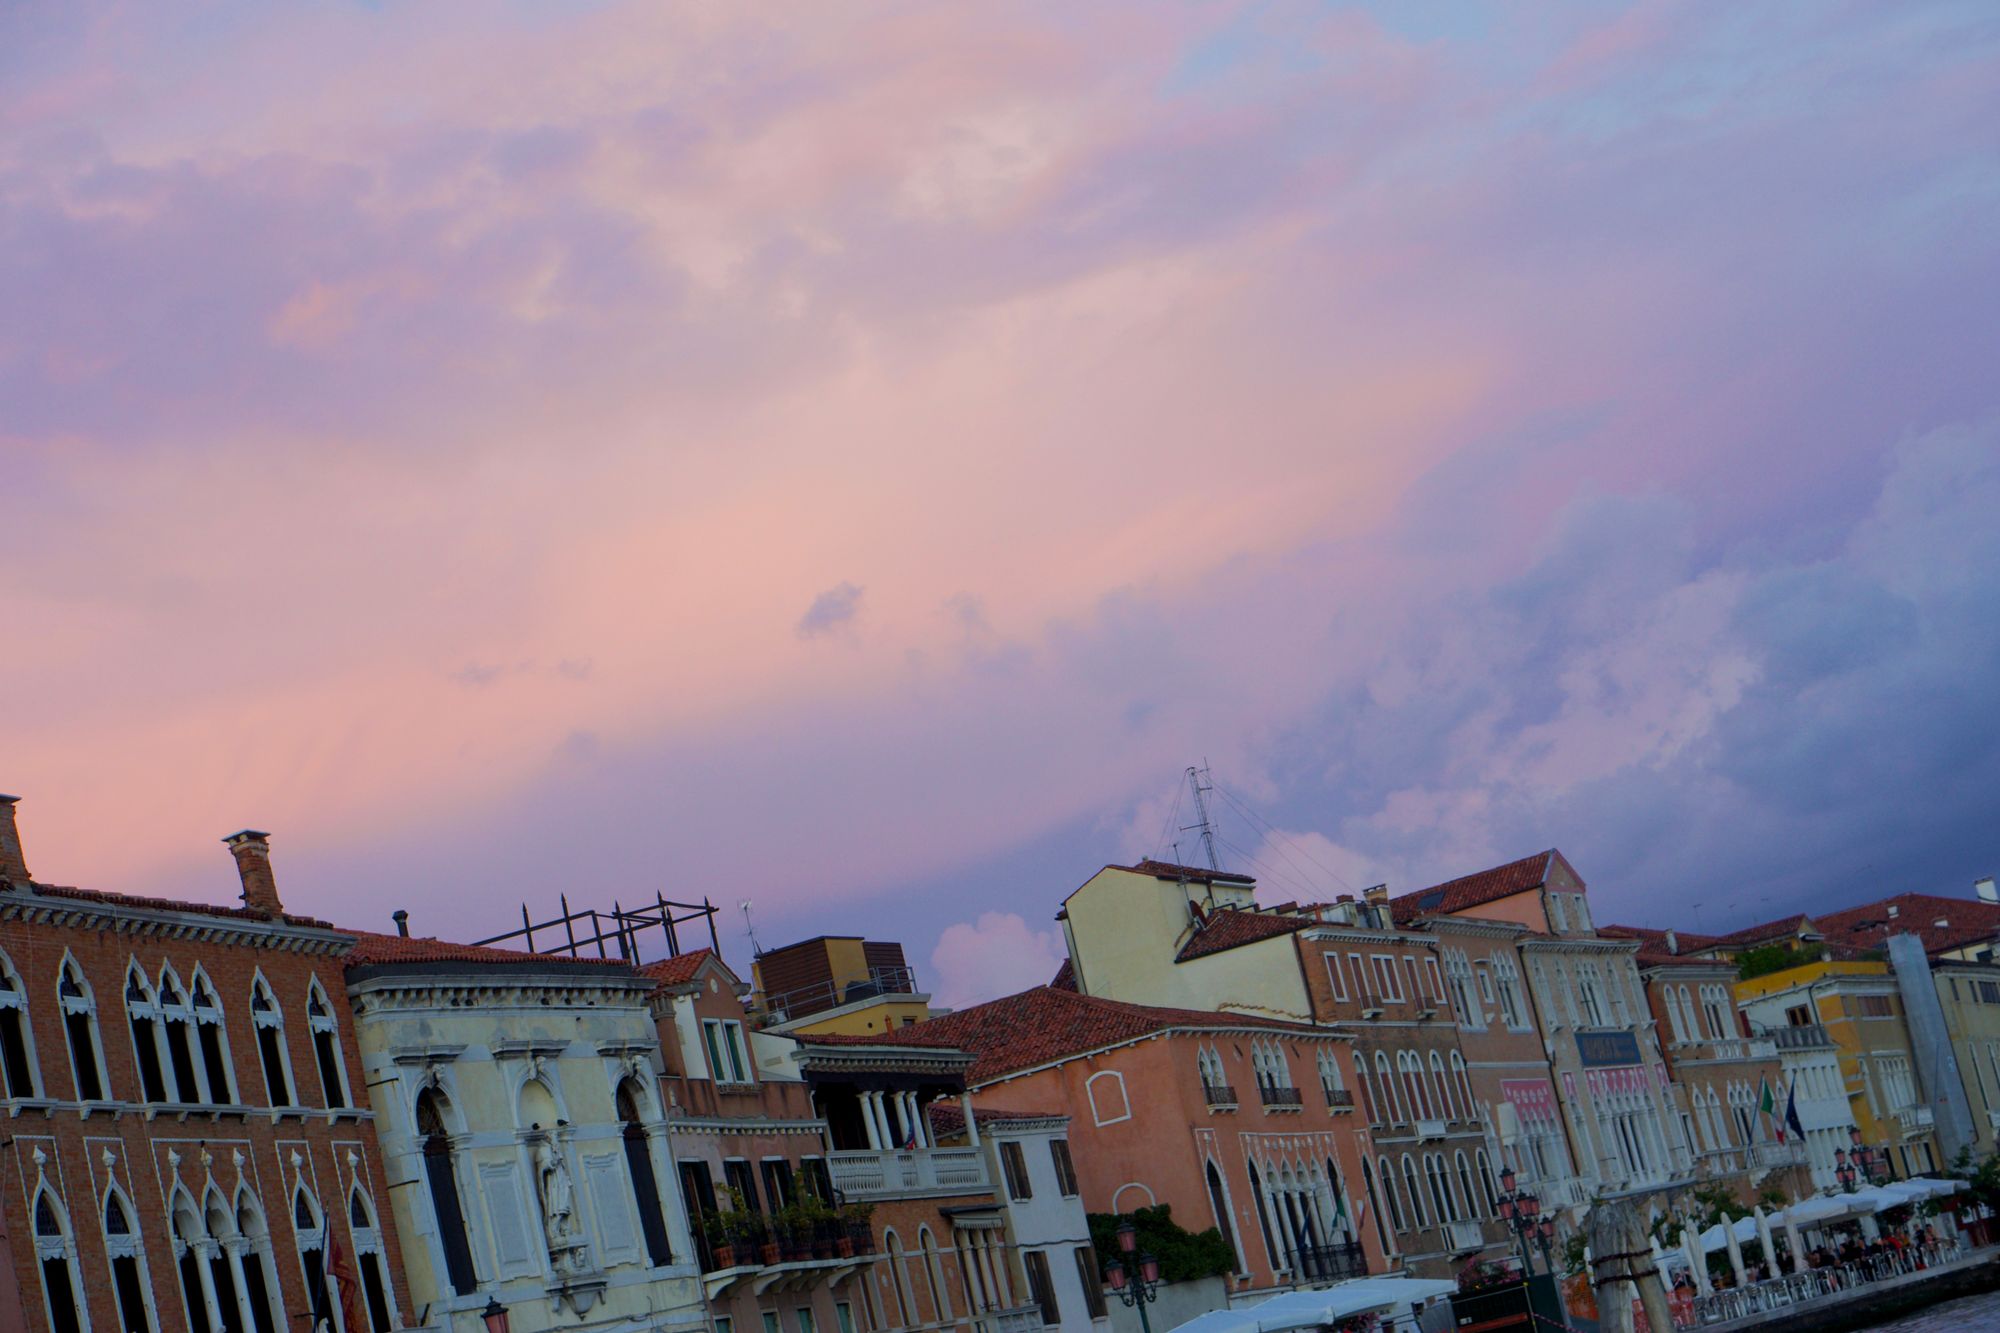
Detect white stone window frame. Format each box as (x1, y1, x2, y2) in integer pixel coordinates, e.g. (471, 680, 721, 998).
(0, 946, 42, 1098)
(56, 950, 110, 1103)
(249, 970, 299, 1109)
(305, 975, 353, 1108)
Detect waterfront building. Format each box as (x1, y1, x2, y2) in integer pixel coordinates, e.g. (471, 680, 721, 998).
(750, 938, 932, 1038)
(0, 799, 411, 1333)
(343, 928, 707, 1333)
(854, 984, 1387, 1296)
(1390, 852, 1690, 1202)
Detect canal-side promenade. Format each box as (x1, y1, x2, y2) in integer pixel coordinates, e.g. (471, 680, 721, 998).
(1695, 1245, 2000, 1332)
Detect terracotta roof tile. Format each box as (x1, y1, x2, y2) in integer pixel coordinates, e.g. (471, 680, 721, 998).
(637, 948, 717, 987)
(1049, 958, 1077, 991)
(1815, 894, 2000, 959)
(22, 881, 338, 931)
(1389, 850, 1565, 924)
(926, 1102, 1066, 1138)
(1175, 907, 1311, 961)
(345, 931, 633, 969)
(850, 985, 1324, 1084)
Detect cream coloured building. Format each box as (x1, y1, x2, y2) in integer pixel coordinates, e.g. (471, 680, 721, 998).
(345, 932, 705, 1333)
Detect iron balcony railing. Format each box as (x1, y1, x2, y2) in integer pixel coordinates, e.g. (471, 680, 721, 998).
(763, 966, 922, 1022)
(695, 1217, 876, 1273)
(1203, 1082, 1239, 1108)
(1763, 1023, 1835, 1051)
(1291, 1241, 1368, 1283)
(1259, 1085, 1304, 1109)
(1324, 1087, 1356, 1111)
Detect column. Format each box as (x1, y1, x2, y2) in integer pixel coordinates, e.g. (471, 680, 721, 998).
(193, 1241, 227, 1333)
(961, 1093, 980, 1147)
(908, 1093, 929, 1148)
(876, 1093, 898, 1150)
(861, 1093, 883, 1150)
(226, 1241, 263, 1333)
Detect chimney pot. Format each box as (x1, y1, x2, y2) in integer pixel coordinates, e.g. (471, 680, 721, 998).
(1888, 905, 1899, 918)
(0, 795, 26, 884)
(223, 830, 283, 917)
(1977, 877, 1998, 904)
(392, 909, 410, 937)
(1364, 884, 1389, 905)
(1336, 894, 1354, 904)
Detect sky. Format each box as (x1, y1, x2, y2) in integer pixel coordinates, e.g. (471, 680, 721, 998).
(3, 2, 1998, 1010)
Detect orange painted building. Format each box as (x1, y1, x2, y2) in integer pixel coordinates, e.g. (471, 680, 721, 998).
(856, 986, 1387, 1302)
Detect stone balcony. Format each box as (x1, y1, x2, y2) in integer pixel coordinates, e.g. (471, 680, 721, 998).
(828, 1146, 990, 1201)
(1747, 1140, 1806, 1169)
(1895, 1104, 1936, 1138)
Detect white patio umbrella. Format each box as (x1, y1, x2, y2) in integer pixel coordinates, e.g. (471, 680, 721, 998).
(1682, 1226, 1711, 1296)
(1723, 1211, 1748, 1288)
(1753, 1205, 1778, 1278)
(1784, 1205, 1807, 1275)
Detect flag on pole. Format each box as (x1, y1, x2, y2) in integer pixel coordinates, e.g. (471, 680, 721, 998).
(1758, 1078, 1776, 1117)
(1785, 1082, 1806, 1142)
(326, 1230, 362, 1333)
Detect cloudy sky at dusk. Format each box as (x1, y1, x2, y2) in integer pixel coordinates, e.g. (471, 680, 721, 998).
(4, 2, 1997, 1008)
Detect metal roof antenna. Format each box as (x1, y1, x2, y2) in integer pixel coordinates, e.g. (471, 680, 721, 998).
(740, 900, 764, 958)
(1180, 762, 1221, 873)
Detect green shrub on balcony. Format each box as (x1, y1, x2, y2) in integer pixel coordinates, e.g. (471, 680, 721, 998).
(1086, 1205, 1235, 1282)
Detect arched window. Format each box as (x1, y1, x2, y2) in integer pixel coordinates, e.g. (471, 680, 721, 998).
(884, 1229, 914, 1325)
(103, 1186, 159, 1333)
(1368, 1048, 1400, 1120)
(349, 1189, 396, 1333)
(1323, 1157, 1352, 1242)
(417, 1088, 477, 1294)
(1451, 1052, 1474, 1122)
(204, 1192, 245, 1333)
(1376, 1155, 1404, 1233)
(125, 966, 167, 1103)
(188, 971, 233, 1104)
(1400, 1156, 1426, 1228)
(306, 978, 348, 1109)
(157, 968, 201, 1103)
(1361, 1157, 1392, 1256)
(170, 1193, 211, 1333)
(1428, 1051, 1453, 1121)
(1475, 1150, 1498, 1218)
(234, 1193, 281, 1333)
(1248, 1161, 1280, 1271)
(34, 1190, 86, 1333)
(1205, 1161, 1241, 1269)
(0, 949, 39, 1097)
(249, 975, 294, 1108)
(1454, 1152, 1477, 1223)
(1425, 1155, 1452, 1223)
(56, 956, 107, 1101)
(920, 1227, 952, 1319)
(1399, 1053, 1430, 1121)
(617, 1078, 674, 1266)
(294, 1189, 337, 1330)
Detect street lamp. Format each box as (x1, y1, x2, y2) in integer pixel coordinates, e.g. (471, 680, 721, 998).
(1105, 1218, 1162, 1333)
(1494, 1166, 1554, 1276)
(1844, 1126, 1888, 1187)
(482, 1297, 511, 1333)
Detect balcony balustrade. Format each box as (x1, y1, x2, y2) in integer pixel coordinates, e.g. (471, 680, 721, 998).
(1259, 1085, 1304, 1110)
(1203, 1082, 1239, 1109)
(1747, 1140, 1806, 1169)
(1443, 1220, 1486, 1253)
(1895, 1104, 1936, 1138)
(1291, 1241, 1369, 1283)
(1415, 1117, 1448, 1140)
(1324, 1087, 1356, 1112)
(828, 1147, 990, 1201)
(1766, 1023, 1834, 1052)
(983, 1306, 1044, 1333)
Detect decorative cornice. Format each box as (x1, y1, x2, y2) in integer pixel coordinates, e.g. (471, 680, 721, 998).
(1521, 937, 1639, 957)
(0, 894, 353, 956)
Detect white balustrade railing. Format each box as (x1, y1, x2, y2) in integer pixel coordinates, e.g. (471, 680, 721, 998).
(829, 1147, 991, 1201)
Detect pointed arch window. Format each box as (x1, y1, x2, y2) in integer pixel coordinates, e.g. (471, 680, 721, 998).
(104, 1186, 160, 1333)
(417, 1088, 478, 1294)
(349, 1189, 396, 1333)
(306, 979, 348, 1109)
(1362, 1157, 1393, 1255)
(125, 966, 168, 1102)
(1450, 1052, 1474, 1123)
(35, 1190, 86, 1333)
(0, 950, 38, 1097)
(1454, 1152, 1477, 1223)
(920, 1227, 953, 1319)
(1428, 1051, 1453, 1121)
(189, 972, 234, 1104)
(294, 1189, 341, 1331)
(203, 1193, 246, 1333)
(233, 1194, 281, 1333)
(1475, 1150, 1498, 1218)
(884, 1230, 914, 1325)
(1400, 1156, 1426, 1229)
(157, 970, 201, 1103)
(1373, 1052, 1399, 1124)
(1204, 1161, 1240, 1270)
(249, 976, 294, 1107)
(617, 1078, 674, 1266)
(57, 956, 107, 1101)
(170, 1194, 212, 1333)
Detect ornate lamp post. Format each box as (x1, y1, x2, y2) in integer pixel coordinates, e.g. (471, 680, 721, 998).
(482, 1298, 512, 1333)
(1105, 1218, 1162, 1333)
(1836, 1126, 1887, 1191)
(1494, 1166, 1555, 1275)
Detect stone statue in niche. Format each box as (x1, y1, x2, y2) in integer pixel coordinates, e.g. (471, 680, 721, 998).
(534, 1134, 578, 1246)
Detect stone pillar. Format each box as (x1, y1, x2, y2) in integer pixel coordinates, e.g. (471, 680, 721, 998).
(860, 1093, 883, 1150)
(962, 1093, 980, 1147)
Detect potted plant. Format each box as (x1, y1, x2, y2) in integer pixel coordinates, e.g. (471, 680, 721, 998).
(704, 1212, 738, 1270)
(840, 1201, 876, 1257)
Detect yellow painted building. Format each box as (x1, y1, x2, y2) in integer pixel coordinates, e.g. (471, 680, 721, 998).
(751, 934, 936, 1036)
(1735, 960, 1942, 1177)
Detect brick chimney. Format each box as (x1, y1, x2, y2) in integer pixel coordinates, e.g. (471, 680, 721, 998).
(0, 796, 27, 884)
(223, 830, 283, 916)
(1364, 884, 1390, 905)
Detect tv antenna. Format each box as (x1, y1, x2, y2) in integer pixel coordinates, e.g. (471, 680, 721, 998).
(740, 900, 764, 958)
(1180, 763, 1220, 872)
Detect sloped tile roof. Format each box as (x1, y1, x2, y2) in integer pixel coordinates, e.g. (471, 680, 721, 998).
(1815, 894, 2000, 958)
(1705, 914, 1820, 949)
(1118, 859, 1257, 886)
(1390, 850, 1567, 924)
(847, 985, 1323, 1084)
(1174, 906, 1311, 960)
(21, 881, 337, 931)
(637, 948, 718, 987)
(1049, 958, 1077, 991)
(926, 1102, 1066, 1138)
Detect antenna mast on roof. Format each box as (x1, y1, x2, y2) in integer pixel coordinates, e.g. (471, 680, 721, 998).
(1181, 763, 1220, 873)
(740, 900, 764, 958)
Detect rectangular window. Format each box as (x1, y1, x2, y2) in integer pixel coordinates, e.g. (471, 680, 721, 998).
(1050, 1139, 1078, 1197)
(1000, 1141, 1033, 1201)
(1400, 957, 1421, 1006)
(1477, 965, 1496, 1003)
(1980, 982, 2000, 1005)
(762, 1159, 797, 1209)
(1372, 956, 1400, 1002)
(1324, 953, 1347, 1001)
(724, 1159, 762, 1213)
(1349, 954, 1368, 1003)
(716, 1320, 733, 1333)
(1423, 958, 1444, 1002)
(1075, 1246, 1108, 1320)
(1549, 894, 1568, 932)
(1857, 995, 1895, 1019)
(763, 1314, 781, 1333)
(704, 1019, 752, 1083)
(797, 1309, 817, 1333)
(835, 1304, 854, 1333)
(1023, 1250, 1059, 1326)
